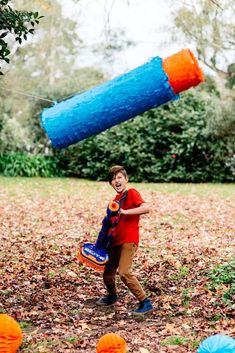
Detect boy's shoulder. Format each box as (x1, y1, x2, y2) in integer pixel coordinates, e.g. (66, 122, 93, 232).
(127, 187, 140, 194)
(127, 188, 143, 199)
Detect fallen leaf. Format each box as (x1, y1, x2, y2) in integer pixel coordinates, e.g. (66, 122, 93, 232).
(139, 348, 151, 353)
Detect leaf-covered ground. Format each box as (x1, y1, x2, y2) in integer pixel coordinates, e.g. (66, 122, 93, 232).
(0, 177, 234, 353)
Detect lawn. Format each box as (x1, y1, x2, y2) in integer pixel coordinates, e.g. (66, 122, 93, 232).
(0, 177, 234, 352)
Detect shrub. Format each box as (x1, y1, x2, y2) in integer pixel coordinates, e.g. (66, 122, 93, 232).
(207, 260, 235, 307)
(0, 98, 31, 154)
(0, 152, 62, 177)
(0, 117, 30, 153)
(56, 90, 234, 182)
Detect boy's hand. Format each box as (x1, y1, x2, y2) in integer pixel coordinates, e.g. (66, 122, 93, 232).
(120, 208, 127, 215)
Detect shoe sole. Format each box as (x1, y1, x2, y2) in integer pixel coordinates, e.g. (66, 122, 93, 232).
(130, 307, 154, 315)
(96, 301, 117, 306)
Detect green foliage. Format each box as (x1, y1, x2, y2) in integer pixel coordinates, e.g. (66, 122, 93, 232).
(0, 152, 62, 177)
(171, 266, 189, 280)
(172, 0, 235, 84)
(198, 76, 220, 97)
(204, 97, 235, 139)
(207, 260, 235, 307)
(0, 0, 42, 73)
(160, 336, 189, 346)
(0, 98, 11, 132)
(0, 117, 30, 152)
(227, 63, 235, 89)
(0, 0, 84, 137)
(0, 98, 31, 153)
(6, 0, 81, 87)
(57, 90, 234, 182)
(226, 155, 235, 176)
(181, 288, 193, 307)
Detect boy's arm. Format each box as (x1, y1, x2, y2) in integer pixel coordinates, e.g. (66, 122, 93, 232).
(120, 202, 150, 216)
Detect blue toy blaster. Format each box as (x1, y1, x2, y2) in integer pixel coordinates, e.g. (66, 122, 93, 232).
(77, 200, 120, 272)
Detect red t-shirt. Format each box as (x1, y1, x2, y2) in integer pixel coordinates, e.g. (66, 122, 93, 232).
(111, 188, 145, 246)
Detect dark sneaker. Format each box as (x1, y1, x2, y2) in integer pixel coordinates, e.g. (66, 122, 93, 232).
(131, 298, 153, 315)
(96, 294, 118, 306)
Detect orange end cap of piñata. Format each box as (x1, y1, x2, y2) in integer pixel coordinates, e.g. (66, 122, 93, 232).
(163, 48, 204, 94)
(96, 333, 127, 353)
(0, 314, 23, 353)
(108, 201, 120, 213)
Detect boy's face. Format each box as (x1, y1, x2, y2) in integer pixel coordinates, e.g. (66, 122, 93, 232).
(111, 172, 128, 194)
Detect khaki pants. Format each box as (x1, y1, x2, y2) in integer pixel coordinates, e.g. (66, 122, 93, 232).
(103, 242, 146, 302)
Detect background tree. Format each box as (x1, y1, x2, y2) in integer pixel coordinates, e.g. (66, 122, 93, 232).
(0, 0, 105, 154)
(4, 0, 81, 88)
(0, 0, 82, 129)
(1, 0, 234, 180)
(55, 89, 234, 182)
(169, 0, 235, 153)
(171, 0, 235, 86)
(0, 0, 42, 74)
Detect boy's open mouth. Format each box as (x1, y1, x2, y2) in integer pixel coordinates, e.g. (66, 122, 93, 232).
(115, 183, 123, 190)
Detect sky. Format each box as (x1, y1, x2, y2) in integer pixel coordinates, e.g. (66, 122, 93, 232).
(60, 0, 234, 80)
(62, 0, 186, 76)
(2, 0, 232, 79)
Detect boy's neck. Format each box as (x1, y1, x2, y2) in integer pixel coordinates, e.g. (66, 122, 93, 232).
(117, 187, 127, 195)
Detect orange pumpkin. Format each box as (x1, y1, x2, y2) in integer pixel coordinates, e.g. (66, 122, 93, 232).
(0, 314, 23, 353)
(96, 333, 127, 353)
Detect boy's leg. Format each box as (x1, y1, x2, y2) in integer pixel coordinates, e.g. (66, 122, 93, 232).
(118, 243, 146, 302)
(103, 245, 121, 296)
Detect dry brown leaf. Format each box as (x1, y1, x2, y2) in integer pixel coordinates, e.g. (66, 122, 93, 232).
(139, 348, 151, 353)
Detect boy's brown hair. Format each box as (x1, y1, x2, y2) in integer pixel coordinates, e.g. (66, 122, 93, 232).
(108, 165, 128, 184)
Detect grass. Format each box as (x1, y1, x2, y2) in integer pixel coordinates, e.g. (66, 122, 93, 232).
(1, 176, 235, 199)
(170, 266, 190, 280)
(131, 181, 235, 198)
(24, 339, 61, 350)
(160, 336, 189, 346)
(206, 259, 235, 307)
(19, 321, 32, 329)
(180, 288, 194, 307)
(160, 336, 200, 350)
(65, 336, 82, 343)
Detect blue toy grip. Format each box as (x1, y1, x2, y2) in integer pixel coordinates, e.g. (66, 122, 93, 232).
(95, 200, 120, 249)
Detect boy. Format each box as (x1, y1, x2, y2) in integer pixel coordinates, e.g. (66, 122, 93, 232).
(96, 165, 153, 314)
